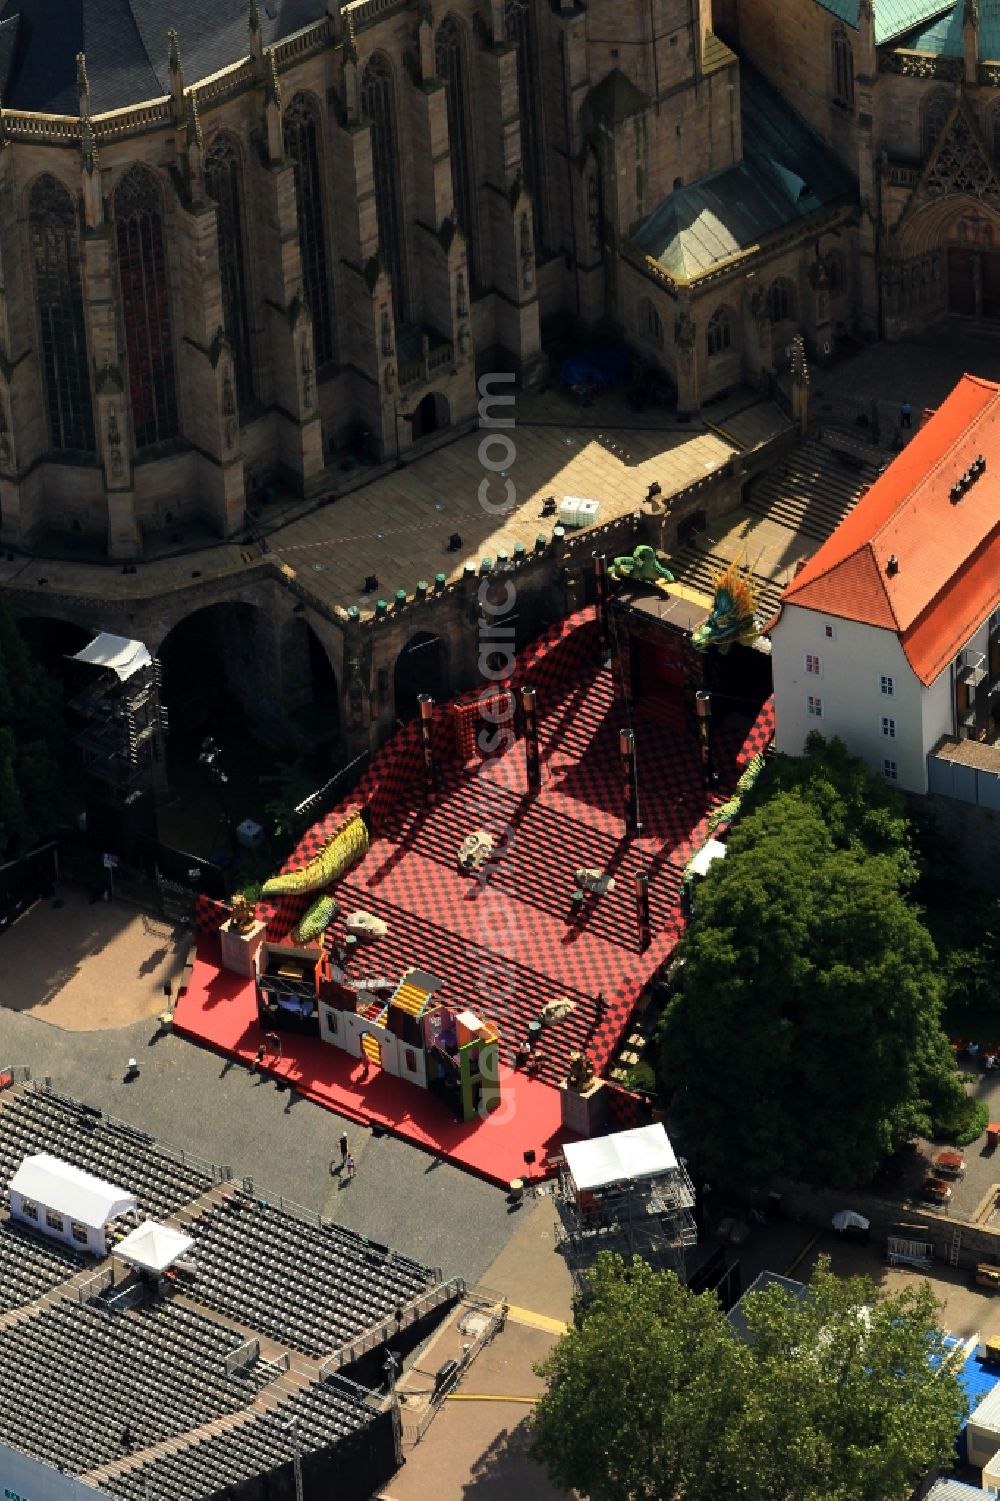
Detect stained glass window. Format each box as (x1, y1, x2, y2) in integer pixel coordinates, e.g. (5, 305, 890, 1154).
(30, 175, 95, 453)
(114, 166, 178, 448)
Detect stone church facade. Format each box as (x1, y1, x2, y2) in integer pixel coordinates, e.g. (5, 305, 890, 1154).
(0, 0, 991, 559)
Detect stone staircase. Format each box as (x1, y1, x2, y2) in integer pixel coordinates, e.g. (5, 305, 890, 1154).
(744, 436, 884, 542)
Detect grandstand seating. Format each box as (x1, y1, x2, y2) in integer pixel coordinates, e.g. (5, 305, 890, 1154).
(105, 1377, 378, 1501)
(0, 1085, 212, 1219)
(0, 1297, 272, 1474)
(0, 1217, 86, 1312)
(187, 1193, 437, 1357)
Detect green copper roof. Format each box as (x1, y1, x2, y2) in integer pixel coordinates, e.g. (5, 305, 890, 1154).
(904, 1, 1000, 59)
(813, 0, 953, 44)
(631, 65, 856, 283)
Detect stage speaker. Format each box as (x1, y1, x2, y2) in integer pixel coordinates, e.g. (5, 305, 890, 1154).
(448, 533, 463, 551)
(523, 1149, 536, 1166)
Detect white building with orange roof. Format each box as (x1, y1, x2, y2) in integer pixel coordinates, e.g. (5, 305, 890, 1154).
(770, 374, 1000, 798)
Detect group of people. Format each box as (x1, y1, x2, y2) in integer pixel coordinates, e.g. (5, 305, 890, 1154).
(335, 1131, 356, 1181)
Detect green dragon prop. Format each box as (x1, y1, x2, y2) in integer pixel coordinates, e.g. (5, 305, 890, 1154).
(608, 544, 675, 587)
(692, 558, 758, 653)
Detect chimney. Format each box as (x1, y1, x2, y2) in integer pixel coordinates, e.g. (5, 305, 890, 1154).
(886, 555, 899, 577)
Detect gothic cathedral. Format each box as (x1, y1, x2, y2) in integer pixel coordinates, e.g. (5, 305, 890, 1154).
(0, 0, 987, 556)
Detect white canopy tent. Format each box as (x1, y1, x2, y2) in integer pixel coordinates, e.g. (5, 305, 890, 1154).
(114, 1220, 195, 1275)
(564, 1124, 678, 1191)
(688, 839, 728, 878)
(70, 632, 152, 682)
(9, 1154, 136, 1254)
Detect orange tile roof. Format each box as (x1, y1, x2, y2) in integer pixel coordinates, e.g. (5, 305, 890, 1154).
(780, 374, 1000, 684)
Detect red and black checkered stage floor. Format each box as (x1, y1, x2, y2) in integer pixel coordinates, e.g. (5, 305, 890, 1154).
(176, 610, 773, 1184)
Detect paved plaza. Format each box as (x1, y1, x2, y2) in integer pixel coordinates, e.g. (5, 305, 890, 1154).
(0, 388, 784, 623)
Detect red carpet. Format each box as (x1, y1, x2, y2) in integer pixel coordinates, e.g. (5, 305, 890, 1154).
(174, 940, 575, 1186)
(178, 611, 773, 1184)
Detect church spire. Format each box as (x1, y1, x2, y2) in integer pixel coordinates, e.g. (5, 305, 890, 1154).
(168, 29, 185, 124)
(76, 52, 90, 118)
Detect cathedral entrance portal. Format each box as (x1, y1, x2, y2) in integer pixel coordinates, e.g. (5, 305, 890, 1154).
(947, 247, 1000, 318)
(946, 214, 1000, 318)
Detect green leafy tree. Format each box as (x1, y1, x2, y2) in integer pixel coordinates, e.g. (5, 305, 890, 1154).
(530, 1254, 748, 1501)
(0, 604, 69, 858)
(743, 732, 916, 882)
(659, 791, 963, 1188)
(531, 1254, 966, 1501)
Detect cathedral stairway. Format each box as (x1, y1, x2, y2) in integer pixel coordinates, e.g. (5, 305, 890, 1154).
(743, 436, 882, 542)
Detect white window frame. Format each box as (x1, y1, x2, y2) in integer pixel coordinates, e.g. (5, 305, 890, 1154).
(880, 716, 896, 738)
(879, 674, 895, 697)
(804, 653, 823, 677)
(21, 1198, 37, 1221)
(45, 1209, 64, 1232)
(883, 759, 898, 782)
(807, 695, 824, 718)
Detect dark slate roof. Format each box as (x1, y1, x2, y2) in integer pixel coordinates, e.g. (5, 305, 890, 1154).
(631, 65, 857, 282)
(0, 0, 323, 114)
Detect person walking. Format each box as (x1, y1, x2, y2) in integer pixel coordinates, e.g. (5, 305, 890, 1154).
(899, 400, 912, 429)
(345, 1152, 356, 1182)
(339, 1132, 349, 1168)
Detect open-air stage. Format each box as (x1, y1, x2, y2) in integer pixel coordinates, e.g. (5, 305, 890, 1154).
(174, 609, 773, 1186)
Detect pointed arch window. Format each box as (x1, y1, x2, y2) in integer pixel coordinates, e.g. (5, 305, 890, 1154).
(283, 95, 335, 367)
(768, 279, 794, 323)
(832, 28, 854, 110)
(505, 0, 547, 250)
(922, 87, 952, 160)
(29, 175, 95, 453)
(436, 18, 477, 274)
(205, 138, 254, 410)
(992, 105, 1000, 159)
(114, 166, 178, 449)
(361, 54, 408, 326)
(707, 306, 733, 357)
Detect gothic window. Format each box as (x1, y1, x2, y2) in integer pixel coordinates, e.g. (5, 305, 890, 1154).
(361, 55, 408, 326)
(706, 306, 733, 357)
(922, 87, 952, 160)
(640, 298, 663, 349)
(29, 175, 95, 453)
(768, 279, 794, 323)
(436, 18, 477, 275)
(205, 138, 254, 410)
(832, 28, 853, 110)
(505, 0, 547, 250)
(114, 166, 178, 449)
(283, 94, 334, 367)
(992, 106, 1000, 160)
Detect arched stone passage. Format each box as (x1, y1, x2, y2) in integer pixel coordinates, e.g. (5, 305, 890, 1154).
(410, 391, 450, 441)
(157, 600, 280, 775)
(276, 612, 341, 742)
(394, 632, 448, 723)
(12, 616, 94, 695)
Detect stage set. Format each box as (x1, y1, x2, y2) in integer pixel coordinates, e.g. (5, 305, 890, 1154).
(175, 557, 774, 1186)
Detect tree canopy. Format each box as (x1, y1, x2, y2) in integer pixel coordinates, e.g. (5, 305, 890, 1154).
(0, 603, 70, 859)
(658, 778, 963, 1189)
(531, 1253, 966, 1501)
